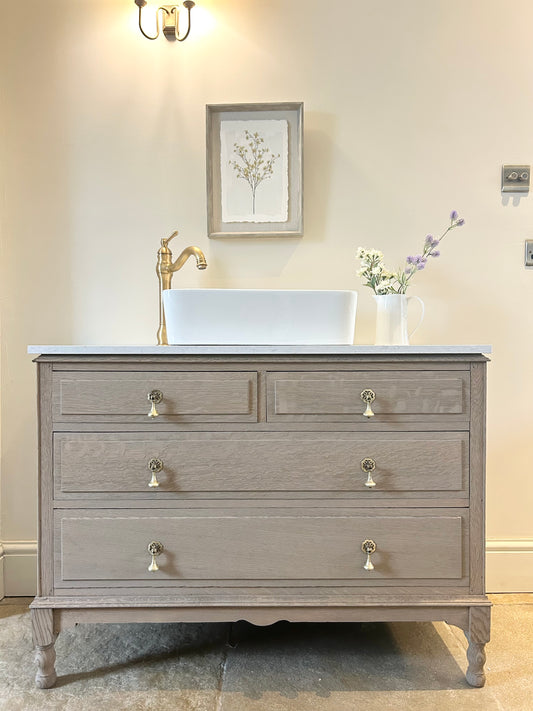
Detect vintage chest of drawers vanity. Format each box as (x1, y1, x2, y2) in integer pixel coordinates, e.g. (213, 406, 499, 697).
(28, 345, 491, 688)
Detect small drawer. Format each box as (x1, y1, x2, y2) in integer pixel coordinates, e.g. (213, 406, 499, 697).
(267, 371, 470, 423)
(55, 508, 467, 587)
(54, 432, 468, 499)
(52, 371, 258, 423)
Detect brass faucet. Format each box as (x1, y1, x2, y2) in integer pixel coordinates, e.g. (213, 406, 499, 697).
(156, 230, 207, 345)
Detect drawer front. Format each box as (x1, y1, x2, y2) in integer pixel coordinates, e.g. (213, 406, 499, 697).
(55, 509, 466, 586)
(267, 371, 470, 423)
(52, 371, 257, 422)
(54, 432, 468, 498)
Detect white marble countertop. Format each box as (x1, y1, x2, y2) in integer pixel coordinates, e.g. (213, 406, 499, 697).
(28, 344, 492, 355)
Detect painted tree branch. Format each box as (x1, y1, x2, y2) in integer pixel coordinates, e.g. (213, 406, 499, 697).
(229, 130, 280, 214)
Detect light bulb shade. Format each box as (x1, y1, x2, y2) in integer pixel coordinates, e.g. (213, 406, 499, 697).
(134, 0, 148, 7)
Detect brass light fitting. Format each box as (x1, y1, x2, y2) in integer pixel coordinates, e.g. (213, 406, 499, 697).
(134, 0, 195, 41)
(156, 230, 207, 345)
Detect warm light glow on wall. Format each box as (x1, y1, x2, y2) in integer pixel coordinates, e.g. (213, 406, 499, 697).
(189, 5, 215, 40)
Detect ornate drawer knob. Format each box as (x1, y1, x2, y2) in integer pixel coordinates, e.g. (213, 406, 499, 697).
(360, 389, 376, 418)
(148, 458, 163, 488)
(360, 457, 377, 488)
(361, 539, 377, 571)
(147, 541, 164, 572)
(147, 389, 163, 418)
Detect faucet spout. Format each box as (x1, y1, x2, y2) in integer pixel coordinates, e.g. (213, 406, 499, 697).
(172, 245, 207, 272)
(156, 231, 207, 345)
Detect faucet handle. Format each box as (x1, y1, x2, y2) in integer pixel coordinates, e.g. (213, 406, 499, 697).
(160, 231, 179, 250)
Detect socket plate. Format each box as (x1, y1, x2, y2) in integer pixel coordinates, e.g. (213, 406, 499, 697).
(502, 165, 530, 193)
(526, 240, 533, 267)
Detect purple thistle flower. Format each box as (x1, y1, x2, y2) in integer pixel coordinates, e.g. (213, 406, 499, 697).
(450, 210, 458, 220)
(412, 255, 427, 270)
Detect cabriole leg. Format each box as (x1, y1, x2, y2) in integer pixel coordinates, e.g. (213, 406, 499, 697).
(31, 608, 57, 688)
(465, 606, 491, 687)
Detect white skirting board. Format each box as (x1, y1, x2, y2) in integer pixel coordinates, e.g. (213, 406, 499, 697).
(0, 541, 38, 597)
(486, 539, 533, 593)
(0, 540, 532, 597)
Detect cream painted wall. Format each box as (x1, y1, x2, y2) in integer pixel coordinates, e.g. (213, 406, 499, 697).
(1, 0, 532, 593)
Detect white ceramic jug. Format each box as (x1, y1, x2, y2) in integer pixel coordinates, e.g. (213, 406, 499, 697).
(373, 294, 425, 345)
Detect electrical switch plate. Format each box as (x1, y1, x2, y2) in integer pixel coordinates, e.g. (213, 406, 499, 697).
(526, 240, 533, 267)
(502, 165, 530, 193)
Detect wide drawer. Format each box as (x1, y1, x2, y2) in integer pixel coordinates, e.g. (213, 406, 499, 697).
(54, 432, 468, 499)
(267, 371, 470, 423)
(55, 508, 467, 586)
(52, 371, 258, 422)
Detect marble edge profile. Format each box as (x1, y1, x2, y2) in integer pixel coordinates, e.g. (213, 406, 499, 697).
(27, 344, 493, 355)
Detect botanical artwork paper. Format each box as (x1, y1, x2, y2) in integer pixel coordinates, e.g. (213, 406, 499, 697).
(220, 119, 289, 223)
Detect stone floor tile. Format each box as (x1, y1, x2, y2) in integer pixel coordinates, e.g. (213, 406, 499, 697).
(0, 611, 226, 711)
(217, 621, 503, 711)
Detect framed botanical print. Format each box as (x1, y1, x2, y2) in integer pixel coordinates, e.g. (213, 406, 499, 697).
(206, 102, 303, 238)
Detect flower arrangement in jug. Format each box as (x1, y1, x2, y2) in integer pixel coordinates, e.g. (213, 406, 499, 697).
(356, 211, 465, 294)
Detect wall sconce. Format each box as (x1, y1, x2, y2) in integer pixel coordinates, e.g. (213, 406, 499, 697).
(134, 0, 195, 41)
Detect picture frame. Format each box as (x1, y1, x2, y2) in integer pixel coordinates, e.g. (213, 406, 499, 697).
(206, 102, 303, 238)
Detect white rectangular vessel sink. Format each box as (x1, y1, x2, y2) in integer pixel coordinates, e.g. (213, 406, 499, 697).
(162, 289, 357, 345)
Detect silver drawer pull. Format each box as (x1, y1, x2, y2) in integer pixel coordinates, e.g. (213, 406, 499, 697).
(148, 458, 163, 488)
(147, 389, 163, 418)
(147, 541, 164, 572)
(361, 539, 377, 571)
(360, 389, 376, 418)
(360, 457, 377, 488)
